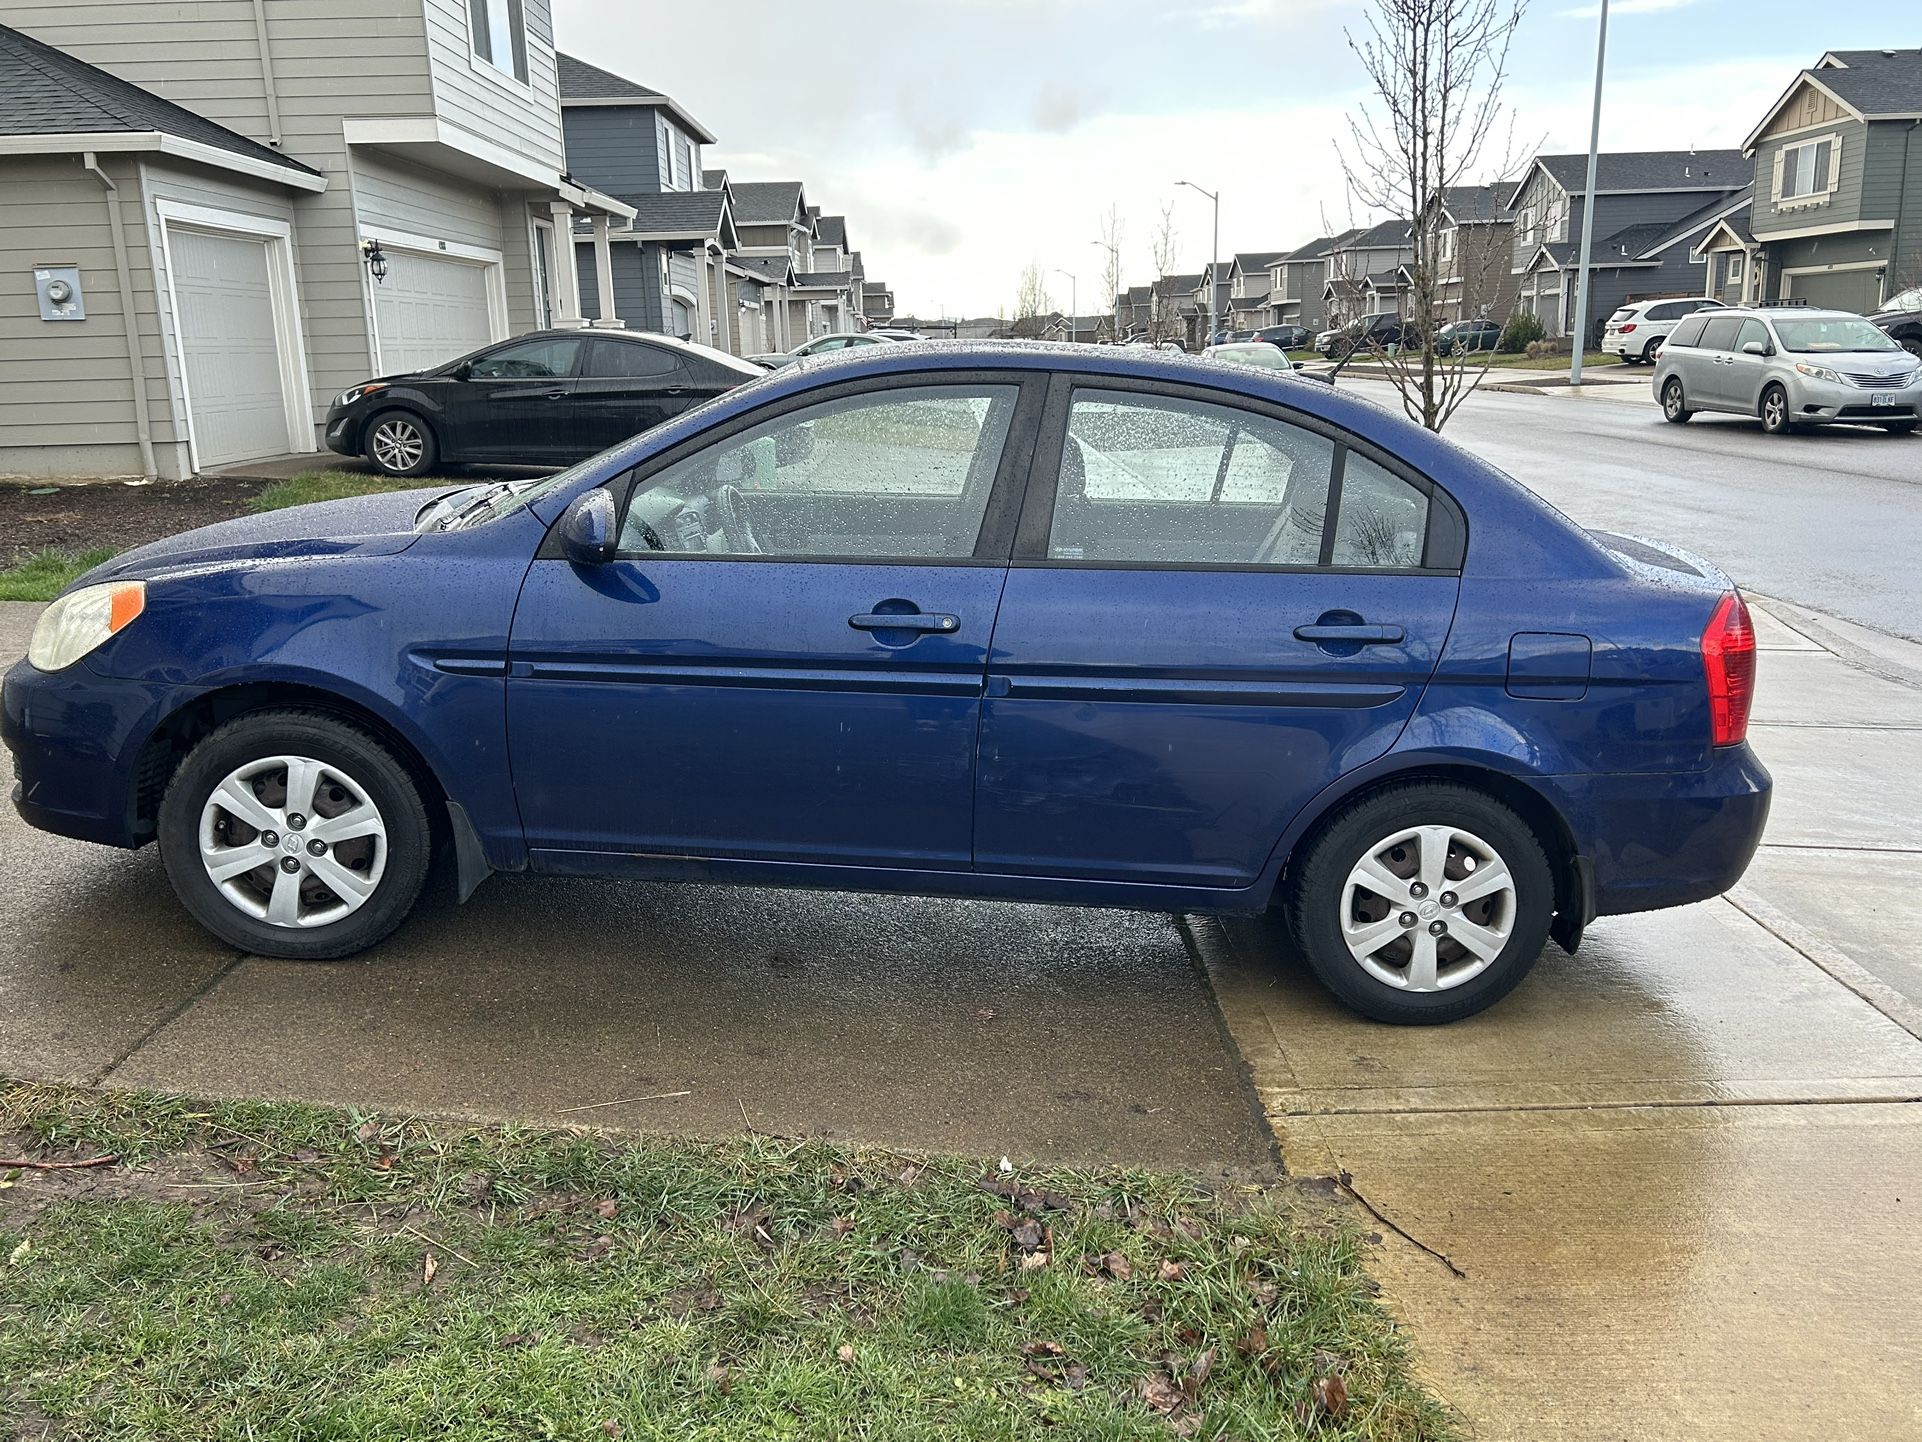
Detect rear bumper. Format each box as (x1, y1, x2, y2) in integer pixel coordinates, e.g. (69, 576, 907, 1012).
(1541, 743, 1772, 917)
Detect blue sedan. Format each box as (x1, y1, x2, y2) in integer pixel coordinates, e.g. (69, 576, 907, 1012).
(2, 343, 1768, 1024)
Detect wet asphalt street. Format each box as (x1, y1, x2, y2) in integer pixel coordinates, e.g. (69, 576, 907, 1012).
(1431, 383, 1922, 640)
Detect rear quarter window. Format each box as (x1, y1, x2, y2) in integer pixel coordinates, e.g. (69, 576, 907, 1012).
(1666, 314, 1710, 348)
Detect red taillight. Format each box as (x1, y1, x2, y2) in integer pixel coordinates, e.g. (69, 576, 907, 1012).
(1621, 322, 1637, 333)
(1703, 592, 1756, 746)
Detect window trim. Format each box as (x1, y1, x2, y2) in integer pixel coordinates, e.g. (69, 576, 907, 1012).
(548, 371, 1051, 568)
(1009, 373, 1467, 575)
(467, 332, 587, 381)
(1775, 132, 1839, 206)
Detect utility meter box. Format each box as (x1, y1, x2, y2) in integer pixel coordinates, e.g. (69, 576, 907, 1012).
(34, 265, 85, 321)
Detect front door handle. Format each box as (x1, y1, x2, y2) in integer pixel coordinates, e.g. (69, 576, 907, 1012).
(543, 388, 567, 399)
(850, 612, 959, 634)
(1294, 623, 1405, 644)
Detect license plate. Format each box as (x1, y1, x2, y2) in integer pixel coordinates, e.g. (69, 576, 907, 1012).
(1871, 393, 1893, 407)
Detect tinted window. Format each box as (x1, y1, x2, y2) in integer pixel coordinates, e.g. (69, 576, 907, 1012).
(621, 384, 1018, 560)
(1049, 390, 1427, 569)
(1698, 316, 1742, 351)
(1644, 302, 1682, 321)
(469, 337, 580, 380)
(588, 339, 682, 379)
(1668, 314, 1711, 348)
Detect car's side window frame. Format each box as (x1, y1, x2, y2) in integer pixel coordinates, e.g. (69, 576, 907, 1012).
(469, 334, 587, 382)
(541, 370, 1051, 568)
(1009, 371, 1467, 575)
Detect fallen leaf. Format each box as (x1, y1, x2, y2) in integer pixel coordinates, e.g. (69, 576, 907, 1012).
(594, 1199, 618, 1220)
(1181, 1347, 1215, 1400)
(1173, 1215, 1205, 1242)
(225, 1152, 258, 1176)
(1235, 1324, 1269, 1357)
(353, 1119, 382, 1145)
(0, 1177, 14, 1191)
(372, 1149, 396, 1172)
(1158, 1259, 1186, 1282)
(1313, 1372, 1348, 1419)
(498, 1332, 537, 1349)
(601, 1423, 622, 1438)
(1021, 1340, 1066, 1359)
(291, 1148, 322, 1164)
(1140, 1373, 1184, 1415)
(707, 1363, 732, 1395)
(829, 1215, 855, 1236)
(836, 1344, 855, 1364)
(7, 1240, 29, 1266)
(422, 1252, 438, 1286)
(1011, 1219, 1045, 1251)
(1018, 1250, 1051, 1271)
(897, 1163, 923, 1187)
(576, 1235, 616, 1264)
(1093, 1251, 1132, 1282)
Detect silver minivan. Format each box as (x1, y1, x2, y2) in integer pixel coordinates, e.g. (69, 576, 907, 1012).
(1652, 305, 1922, 436)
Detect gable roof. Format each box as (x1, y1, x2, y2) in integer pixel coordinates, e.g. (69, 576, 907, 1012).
(0, 22, 322, 188)
(1436, 183, 1512, 225)
(555, 53, 718, 144)
(702, 168, 729, 189)
(1277, 231, 1349, 265)
(815, 214, 848, 247)
(1232, 250, 1286, 274)
(729, 179, 809, 227)
(1638, 183, 1754, 258)
(1511, 150, 1747, 207)
(730, 252, 794, 284)
(1332, 218, 1412, 251)
(1742, 50, 1922, 152)
(615, 188, 737, 246)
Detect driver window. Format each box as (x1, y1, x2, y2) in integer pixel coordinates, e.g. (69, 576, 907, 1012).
(468, 337, 580, 380)
(621, 384, 1019, 559)
(1050, 390, 1337, 566)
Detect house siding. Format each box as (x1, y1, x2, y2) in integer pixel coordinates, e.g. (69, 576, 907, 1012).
(1752, 116, 1871, 237)
(423, 0, 565, 174)
(562, 106, 665, 194)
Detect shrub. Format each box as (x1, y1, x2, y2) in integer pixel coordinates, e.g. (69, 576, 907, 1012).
(1498, 311, 1545, 353)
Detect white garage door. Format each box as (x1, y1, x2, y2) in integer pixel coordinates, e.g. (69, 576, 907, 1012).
(374, 250, 496, 375)
(1786, 269, 1881, 316)
(171, 227, 291, 468)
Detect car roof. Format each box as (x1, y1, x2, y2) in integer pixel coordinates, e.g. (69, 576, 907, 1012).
(1718, 306, 1863, 322)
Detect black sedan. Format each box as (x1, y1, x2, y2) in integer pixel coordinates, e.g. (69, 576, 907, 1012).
(1435, 318, 1501, 356)
(325, 330, 764, 476)
(1251, 323, 1313, 350)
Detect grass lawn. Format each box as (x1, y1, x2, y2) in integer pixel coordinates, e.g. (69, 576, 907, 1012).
(250, 469, 432, 514)
(0, 1084, 1452, 1441)
(1480, 350, 1621, 370)
(0, 549, 117, 603)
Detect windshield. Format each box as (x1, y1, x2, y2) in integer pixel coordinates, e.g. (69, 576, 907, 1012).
(1882, 287, 1922, 314)
(440, 459, 597, 531)
(1214, 345, 1291, 369)
(1773, 317, 1901, 354)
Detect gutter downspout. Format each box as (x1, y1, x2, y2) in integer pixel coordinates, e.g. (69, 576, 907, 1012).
(252, 0, 283, 147)
(83, 151, 157, 481)
(1892, 119, 1918, 301)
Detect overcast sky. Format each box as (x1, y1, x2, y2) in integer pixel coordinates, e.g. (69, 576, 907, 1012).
(551, 1, 1912, 319)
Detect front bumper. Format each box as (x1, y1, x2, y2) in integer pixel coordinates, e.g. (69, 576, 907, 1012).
(323, 405, 361, 457)
(1541, 743, 1772, 917)
(1784, 375, 1922, 423)
(3, 657, 176, 848)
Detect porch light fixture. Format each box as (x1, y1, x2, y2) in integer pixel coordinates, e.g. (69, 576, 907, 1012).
(361, 238, 389, 284)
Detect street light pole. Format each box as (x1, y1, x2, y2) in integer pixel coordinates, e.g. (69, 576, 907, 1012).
(1091, 238, 1119, 340)
(1054, 269, 1077, 341)
(1569, 0, 1609, 387)
(1177, 180, 1220, 345)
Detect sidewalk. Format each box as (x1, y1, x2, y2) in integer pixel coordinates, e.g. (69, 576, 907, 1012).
(1335, 365, 1659, 405)
(1203, 598, 1922, 1440)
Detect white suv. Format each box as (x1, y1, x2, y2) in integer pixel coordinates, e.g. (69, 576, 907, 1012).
(1603, 297, 1724, 365)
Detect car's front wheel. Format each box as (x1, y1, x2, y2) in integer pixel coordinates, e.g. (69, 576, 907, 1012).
(158, 711, 432, 959)
(1285, 782, 1554, 1024)
(365, 410, 438, 477)
(1662, 378, 1691, 423)
(1760, 383, 1794, 436)
(1881, 419, 1917, 436)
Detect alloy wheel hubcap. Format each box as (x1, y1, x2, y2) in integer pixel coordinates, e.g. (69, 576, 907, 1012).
(1765, 395, 1784, 427)
(372, 421, 423, 471)
(1666, 385, 1682, 416)
(1340, 824, 1517, 992)
(199, 755, 387, 927)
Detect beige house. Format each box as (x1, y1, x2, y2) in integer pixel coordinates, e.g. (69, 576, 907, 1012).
(0, 0, 632, 479)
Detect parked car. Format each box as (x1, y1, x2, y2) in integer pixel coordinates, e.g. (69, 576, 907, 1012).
(749, 332, 897, 370)
(1867, 287, 1922, 357)
(1434, 319, 1501, 356)
(1602, 297, 1725, 365)
(1317, 313, 1407, 360)
(326, 330, 762, 477)
(867, 328, 928, 342)
(1654, 304, 1921, 436)
(5, 344, 1770, 1025)
(1200, 341, 1298, 371)
(1252, 324, 1313, 351)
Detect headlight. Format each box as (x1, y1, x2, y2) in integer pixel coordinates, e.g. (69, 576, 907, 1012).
(335, 382, 389, 408)
(27, 580, 145, 672)
(1794, 362, 1842, 384)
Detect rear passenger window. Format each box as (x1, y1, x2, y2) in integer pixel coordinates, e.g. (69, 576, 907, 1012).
(1699, 316, 1742, 351)
(1668, 314, 1711, 348)
(1047, 390, 1431, 570)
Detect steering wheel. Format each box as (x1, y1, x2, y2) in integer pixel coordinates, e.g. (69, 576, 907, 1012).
(715, 483, 762, 555)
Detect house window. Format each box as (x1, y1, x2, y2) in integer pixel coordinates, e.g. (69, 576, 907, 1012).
(469, 0, 527, 82)
(1518, 206, 1537, 243)
(1778, 136, 1835, 201)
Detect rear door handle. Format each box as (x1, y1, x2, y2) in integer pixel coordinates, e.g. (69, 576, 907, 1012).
(1293, 623, 1405, 644)
(850, 612, 959, 634)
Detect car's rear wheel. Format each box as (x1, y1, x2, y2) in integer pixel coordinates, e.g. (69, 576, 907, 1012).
(1285, 782, 1554, 1024)
(365, 410, 438, 477)
(1662, 378, 1691, 423)
(158, 711, 432, 959)
(1760, 383, 1794, 436)
(1640, 337, 1662, 365)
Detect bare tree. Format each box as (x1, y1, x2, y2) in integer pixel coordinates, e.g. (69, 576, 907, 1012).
(1098, 206, 1126, 341)
(1148, 202, 1183, 346)
(1337, 0, 1527, 431)
(1015, 261, 1053, 323)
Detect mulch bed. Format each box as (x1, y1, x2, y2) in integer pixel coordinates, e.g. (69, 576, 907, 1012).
(0, 477, 261, 564)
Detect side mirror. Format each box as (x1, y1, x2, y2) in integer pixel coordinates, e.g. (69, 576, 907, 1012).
(1742, 340, 1770, 357)
(558, 489, 617, 565)
(451, 361, 473, 381)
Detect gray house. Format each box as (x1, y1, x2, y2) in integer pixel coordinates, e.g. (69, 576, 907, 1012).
(557, 53, 742, 350)
(1506, 149, 1746, 340)
(1265, 231, 1355, 332)
(0, 1, 632, 479)
(1323, 219, 1414, 325)
(1422, 184, 1518, 323)
(1736, 48, 1922, 313)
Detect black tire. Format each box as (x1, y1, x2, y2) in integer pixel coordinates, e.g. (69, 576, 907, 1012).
(363, 409, 439, 477)
(1661, 378, 1691, 423)
(1640, 336, 1662, 365)
(158, 710, 432, 960)
(1283, 782, 1555, 1025)
(1881, 420, 1918, 436)
(1760, 383, 1794, 436)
